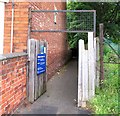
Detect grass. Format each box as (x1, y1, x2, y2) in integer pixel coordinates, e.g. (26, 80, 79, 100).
(88, 44, 119, 114)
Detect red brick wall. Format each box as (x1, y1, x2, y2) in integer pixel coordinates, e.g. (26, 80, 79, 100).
(4, 2, 29, 53)
(30, 2, 69, 78)
(4, 2, 69, 79)
(0, 53, 27, 115)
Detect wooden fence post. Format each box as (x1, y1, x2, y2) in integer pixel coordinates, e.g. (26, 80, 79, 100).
(78, 40, 84, 107)
(43, 41, 47, 93)
(28, 39, 35, 103)
(34, 40, 39, 100)
(99, 24, 104, 87)
(82, 49, 88, 107)
(88, 32, 95, 99)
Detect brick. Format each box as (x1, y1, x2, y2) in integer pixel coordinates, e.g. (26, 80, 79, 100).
(2, 1, 69, 115)
(0, 55, 27, 115)
(4, 2, 29, 53)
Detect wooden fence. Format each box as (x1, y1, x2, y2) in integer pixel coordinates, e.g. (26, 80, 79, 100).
(78, 32, 98, 107)
(27, 39, 47, 103)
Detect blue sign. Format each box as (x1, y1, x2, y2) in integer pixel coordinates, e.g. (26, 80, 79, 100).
(37, 53, 46, 75)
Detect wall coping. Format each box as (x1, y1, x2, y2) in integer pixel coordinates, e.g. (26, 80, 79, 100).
(0, 52, 28, 61)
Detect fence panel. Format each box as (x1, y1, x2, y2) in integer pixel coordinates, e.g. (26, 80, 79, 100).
(28, 39, 36, 103)
(78, 32, 96, 107)
(28, 39, 47, 103)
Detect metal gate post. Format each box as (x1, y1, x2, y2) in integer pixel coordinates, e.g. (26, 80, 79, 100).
(99, 23, 104, 88)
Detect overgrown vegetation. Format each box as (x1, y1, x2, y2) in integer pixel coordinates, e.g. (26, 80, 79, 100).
(66, 2, 119, 114)
(89, 43, 119, 114)
(89, 64, 119, 114)
(67, 2, 120, 48)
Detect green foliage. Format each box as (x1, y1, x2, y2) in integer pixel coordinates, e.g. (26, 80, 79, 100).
(68, 33, 87, 48)
(89, 45, 119, 114)
(67, 2, 120, 48)
(104, 40, 119, 63)
(90, 64, 119, 114)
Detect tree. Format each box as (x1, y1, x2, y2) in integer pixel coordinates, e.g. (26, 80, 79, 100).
(67, 2, 120, 48)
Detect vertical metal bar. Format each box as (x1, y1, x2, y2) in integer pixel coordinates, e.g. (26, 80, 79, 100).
(94, 10, 96, 37)
(99, 23, 104, 88)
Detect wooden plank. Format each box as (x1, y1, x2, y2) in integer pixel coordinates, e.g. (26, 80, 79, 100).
(85, 51, 89, 101)
(82, 50, 88, 103)
(42, 41, 47, 93)
(34, 40, 39, 100)
(78, 39, 84, 107)
(27, 39, 30, 99)
(28, 39, 35, 103)
(88, 32, 95, 99)
(38, 74, 42, 96)
(82, 49, 85, 102)
(94, 37, 96, 81)
(38, 41, 41, 96)
(40, 41, 44, 95)
(38, 41, 44, 96)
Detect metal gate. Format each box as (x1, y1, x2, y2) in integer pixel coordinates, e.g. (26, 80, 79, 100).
(28, 9, 96, 34)
(28, 9, 96, 106)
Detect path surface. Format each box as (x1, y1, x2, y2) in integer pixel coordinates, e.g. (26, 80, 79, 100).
(15, 59, 91, 114)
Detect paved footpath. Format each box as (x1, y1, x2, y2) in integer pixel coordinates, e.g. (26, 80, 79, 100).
(15, 59, 91, 114)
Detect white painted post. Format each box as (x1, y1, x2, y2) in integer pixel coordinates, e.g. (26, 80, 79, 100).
(0, 2, 5, 54)
(84, 50, 89, 101)
(82, 50, 88, 107)
(78, 40, 84, 107)
(94, 38, 98, 87)
(88, 32, 95, 99)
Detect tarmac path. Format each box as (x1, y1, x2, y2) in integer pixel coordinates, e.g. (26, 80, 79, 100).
(15, 59, 91, 114)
